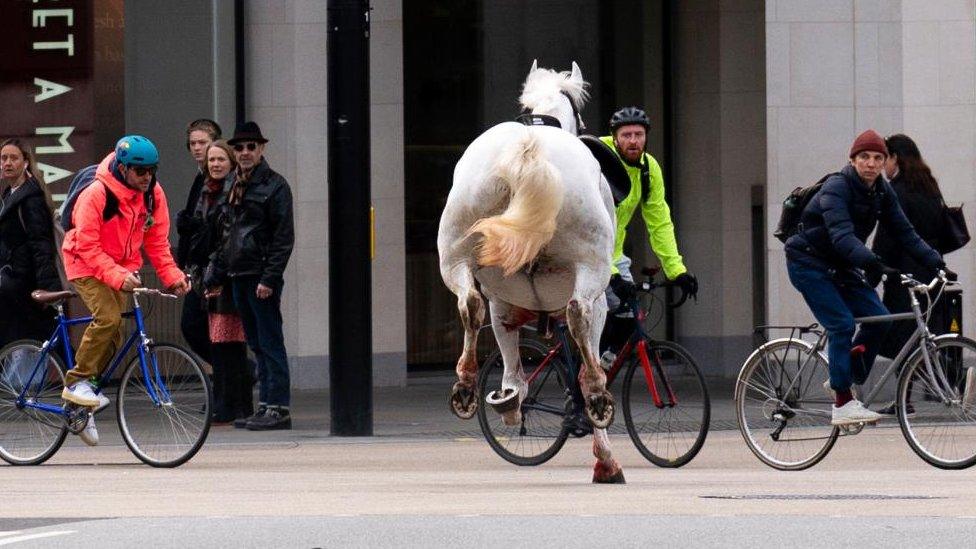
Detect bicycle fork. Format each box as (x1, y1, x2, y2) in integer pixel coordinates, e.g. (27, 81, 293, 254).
(635, 340, 677, 409)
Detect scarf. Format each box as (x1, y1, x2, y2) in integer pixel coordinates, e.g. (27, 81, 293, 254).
(228, 166, 253, 206)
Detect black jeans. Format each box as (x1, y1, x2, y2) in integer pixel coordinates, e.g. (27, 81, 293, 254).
(180, 290, 212, 364)
(231, 276, 290, 407)
(211, 341, 254, 420)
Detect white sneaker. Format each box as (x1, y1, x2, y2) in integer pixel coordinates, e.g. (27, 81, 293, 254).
(78, 413, 99, 446)
(823, 380, 858, 401)
(93, 391, 110, 414)
(832, 399, 882, 426)
(62, 381, 100, 407)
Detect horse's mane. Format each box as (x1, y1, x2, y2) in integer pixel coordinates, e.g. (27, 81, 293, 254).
(518, 68, 590, 113)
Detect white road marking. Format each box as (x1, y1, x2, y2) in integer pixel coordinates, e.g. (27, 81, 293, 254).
(0, 533, 20, 539)
(0, 531, 74, 546)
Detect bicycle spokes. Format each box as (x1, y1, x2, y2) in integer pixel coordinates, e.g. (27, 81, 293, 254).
(736, 339, 838, 470)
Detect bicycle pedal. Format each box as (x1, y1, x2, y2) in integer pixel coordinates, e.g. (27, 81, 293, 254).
(64, 405, 90, 435)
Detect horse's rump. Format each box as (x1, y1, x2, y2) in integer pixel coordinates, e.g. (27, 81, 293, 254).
(466, 130, 563, 276)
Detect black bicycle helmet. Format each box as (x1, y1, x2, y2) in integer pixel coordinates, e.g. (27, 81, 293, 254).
(609, 106, 650, 133)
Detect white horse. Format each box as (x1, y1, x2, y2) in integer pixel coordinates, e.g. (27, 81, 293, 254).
(437, 61, 624, 483)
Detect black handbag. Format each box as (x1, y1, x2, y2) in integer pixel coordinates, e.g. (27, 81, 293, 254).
(939, 200, 970, 254)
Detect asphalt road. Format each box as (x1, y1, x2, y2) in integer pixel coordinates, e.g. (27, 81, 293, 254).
(1, 424, 975, 548)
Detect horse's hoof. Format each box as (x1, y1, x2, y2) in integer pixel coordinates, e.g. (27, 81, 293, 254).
(450, 382, 478, 420)
(584, 392, 615, 429)
(487, 387, 522, 425)
(593, 470, 626, 484)
(592, 460, 626, 484)
(486, 387, 520, 413)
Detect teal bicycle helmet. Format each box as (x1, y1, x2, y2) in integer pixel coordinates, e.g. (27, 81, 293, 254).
(115, 135, 159, 167)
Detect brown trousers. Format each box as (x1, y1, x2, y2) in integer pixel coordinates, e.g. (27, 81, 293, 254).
(64, 277, 127, 387)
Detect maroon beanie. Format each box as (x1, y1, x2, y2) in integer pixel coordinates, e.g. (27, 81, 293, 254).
(849, 129, 888, 158)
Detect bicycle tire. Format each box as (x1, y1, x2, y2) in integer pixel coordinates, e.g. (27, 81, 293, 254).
(476, 338, 571, 466)
(622, 339, 709, 467)
(0, 340, 69, 466)
(898, 335, 976, 470)
(736, 338, 838, 471)
(117, 343, 212, 467)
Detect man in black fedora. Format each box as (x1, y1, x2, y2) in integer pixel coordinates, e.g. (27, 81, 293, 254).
(206, 121, 295, 430)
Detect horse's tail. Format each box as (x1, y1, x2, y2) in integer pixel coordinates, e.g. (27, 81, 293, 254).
(467, 131, 563, 276)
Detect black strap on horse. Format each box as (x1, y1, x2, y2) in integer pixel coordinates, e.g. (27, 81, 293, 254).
(515, 113, 562, 129)
(515, 91, 585, 136)
(579, 135, 630, 205)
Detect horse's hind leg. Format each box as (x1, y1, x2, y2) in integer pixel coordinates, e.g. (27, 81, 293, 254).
(485, 300, 531, 426)
(592, 428, 625, 484)
(447, 269, 485, 420)
(565, 265, 614, 429)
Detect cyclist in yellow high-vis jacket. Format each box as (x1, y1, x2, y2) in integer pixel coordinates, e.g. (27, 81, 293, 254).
(599, 107, 698, 360)
(602, 106, 698, 296)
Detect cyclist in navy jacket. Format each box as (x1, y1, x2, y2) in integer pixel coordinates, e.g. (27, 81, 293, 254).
(785, 129, 950, 426)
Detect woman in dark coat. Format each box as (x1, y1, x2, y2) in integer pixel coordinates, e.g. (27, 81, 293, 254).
(872, 135, 948, 352)
(871, 134, 949, 414)
(197, 140, 253, 424)
(0, 138, 62, 346)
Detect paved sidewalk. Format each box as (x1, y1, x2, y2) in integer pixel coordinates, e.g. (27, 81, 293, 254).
(214, 374, 741, 442)
(204, 372, 903, 444)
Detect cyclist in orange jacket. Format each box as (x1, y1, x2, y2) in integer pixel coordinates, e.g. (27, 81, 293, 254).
(60, 135, 190, 445)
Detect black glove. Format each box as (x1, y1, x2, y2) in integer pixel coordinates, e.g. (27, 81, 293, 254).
(674, 272, 699, 298)
(864, 259, 899, 287)
(609, 274, 637, 303)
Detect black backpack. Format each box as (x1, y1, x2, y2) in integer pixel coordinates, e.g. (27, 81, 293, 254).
(58, 164, 155, 232)
(773, 172, 839, 243)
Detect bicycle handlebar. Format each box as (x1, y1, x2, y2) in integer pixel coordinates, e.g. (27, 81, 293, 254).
(133, 287, 178, 299)
(900, 270, 958, 293)
(634, 266, 692, 308)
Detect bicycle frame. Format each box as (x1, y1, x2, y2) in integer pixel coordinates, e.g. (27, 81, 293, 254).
(760, 275, 960, 419)
(15, 292, 170, 418)
(520, 294, 676, 415)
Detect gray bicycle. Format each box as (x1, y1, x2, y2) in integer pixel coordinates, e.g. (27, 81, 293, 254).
(736, 271, 976, 470)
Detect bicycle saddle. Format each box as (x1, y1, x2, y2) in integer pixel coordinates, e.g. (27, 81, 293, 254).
(31, 289, 77, 304)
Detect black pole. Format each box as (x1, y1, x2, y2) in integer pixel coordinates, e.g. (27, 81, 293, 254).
(662, 0, 676, 342)
(234, 0, 247, 126)
(327, 0, 373, 436)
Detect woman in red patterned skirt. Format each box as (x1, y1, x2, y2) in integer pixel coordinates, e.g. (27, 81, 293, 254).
(201, 140, 253, 424)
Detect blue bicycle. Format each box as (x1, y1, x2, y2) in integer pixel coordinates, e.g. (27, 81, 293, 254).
(0, 288, 211, 467)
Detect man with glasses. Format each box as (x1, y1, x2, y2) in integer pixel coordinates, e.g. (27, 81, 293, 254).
(206, 121, 295, 431)
(60, 135, 190, 445)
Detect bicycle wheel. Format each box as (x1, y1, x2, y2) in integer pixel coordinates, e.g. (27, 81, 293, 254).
(117, 343, 211, 467)
(476, 338, 570, 466)
(0, 340, 68, 466)
(736, 338, 838, 470)
(622, 340, 709, 467)
(898, 336, 976, 470)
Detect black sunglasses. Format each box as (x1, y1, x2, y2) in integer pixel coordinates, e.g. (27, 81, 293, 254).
(126, 165, 157, 177)
(233, 142, 259, 152)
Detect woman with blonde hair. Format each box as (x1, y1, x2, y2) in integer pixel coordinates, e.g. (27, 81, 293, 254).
(0, 138, 62, 346)
(199, 140, 254, 424)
